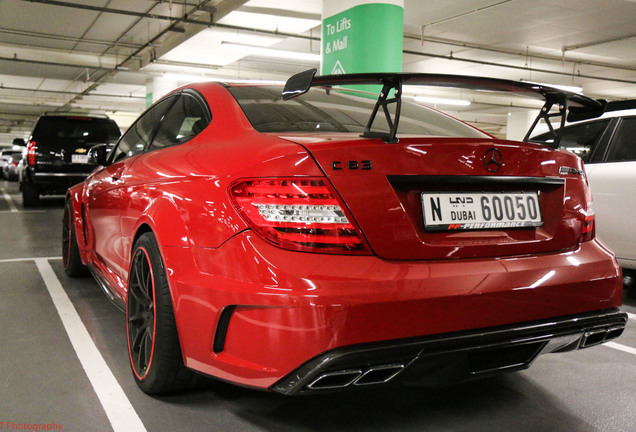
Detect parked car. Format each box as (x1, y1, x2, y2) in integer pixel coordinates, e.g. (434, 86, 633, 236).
(1, 150, 24, 181)
(21, 114, 121, 206)
(64, 70, 627, 395)
(530, 100, 636, 288)
(0, 151, 12, 179)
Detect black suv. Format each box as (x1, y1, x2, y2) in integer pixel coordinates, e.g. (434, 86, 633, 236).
(21, 114, 121, 206)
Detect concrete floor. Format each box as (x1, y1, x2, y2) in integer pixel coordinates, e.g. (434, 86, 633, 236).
(1, 179, 635, 432)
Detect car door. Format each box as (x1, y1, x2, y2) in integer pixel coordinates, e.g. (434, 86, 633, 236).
(586, 116, 636, 267)
(117, 91, 211, 260)
(86, 95, 177, 284)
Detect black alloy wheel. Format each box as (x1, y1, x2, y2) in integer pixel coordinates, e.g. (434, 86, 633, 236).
(126, 232, 202, 394)
(128, 246, 156, 380)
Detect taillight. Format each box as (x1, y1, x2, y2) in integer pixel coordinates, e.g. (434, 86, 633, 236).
(11, 160, 19, 166)
(581, 175, 595, 242)
(230, 177, 371, 254)
(581, 202, 595, 242)
(27, 140, 36, 166)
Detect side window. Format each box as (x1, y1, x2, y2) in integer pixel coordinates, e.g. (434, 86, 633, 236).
(110, 96, 176, 162)
(149, 93, 210, 151)
(530, 120, 610, 162)
(557, 120, 610, 162)
(606, 117, 636, 162)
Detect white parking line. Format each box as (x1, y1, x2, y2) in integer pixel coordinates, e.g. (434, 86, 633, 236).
(0, 256, 62, 263)
(0, 210, 47, 213)
(604, 342, 636, 356)
(627, 312, 636, 320)
(1, 188, 18, 212)
(35, 258, 147, 432)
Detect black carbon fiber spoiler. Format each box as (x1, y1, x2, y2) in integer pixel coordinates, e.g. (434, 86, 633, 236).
(282, 68, 606, 146)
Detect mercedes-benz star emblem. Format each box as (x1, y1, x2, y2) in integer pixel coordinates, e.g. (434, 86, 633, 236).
(483, 148, 503, 172)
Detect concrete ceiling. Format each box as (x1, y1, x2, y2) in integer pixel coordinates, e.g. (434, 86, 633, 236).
(2, 0, 636, 142)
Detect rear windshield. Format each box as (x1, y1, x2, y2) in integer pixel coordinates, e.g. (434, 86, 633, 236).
(33, 116, 121, 143)
(227, 86, 487, 138)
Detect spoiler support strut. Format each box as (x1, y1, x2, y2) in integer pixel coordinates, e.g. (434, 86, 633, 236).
(524, 96, 569, 149)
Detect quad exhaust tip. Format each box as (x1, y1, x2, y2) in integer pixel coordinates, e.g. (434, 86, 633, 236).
(580, 325, 625, 348)
(307, 364, 406, 390)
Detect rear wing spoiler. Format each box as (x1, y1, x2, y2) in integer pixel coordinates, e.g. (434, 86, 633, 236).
(282, 68, 606, 147)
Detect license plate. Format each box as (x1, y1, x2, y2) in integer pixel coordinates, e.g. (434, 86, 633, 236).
(72, 154, 89, 164)
(421, 192, 543, 231)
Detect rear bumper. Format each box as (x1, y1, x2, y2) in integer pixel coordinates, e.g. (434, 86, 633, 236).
(272, 308, 627, 394)
(28, 172, 90, 195)
(24, 167, 91, 194)
(160, 232, 623, 390)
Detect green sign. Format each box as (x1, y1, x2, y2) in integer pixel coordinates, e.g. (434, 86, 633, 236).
(321, 3, 403, 76)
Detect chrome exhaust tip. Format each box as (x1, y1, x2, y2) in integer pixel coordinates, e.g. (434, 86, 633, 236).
(354, 364, 405, 386)
(606, 325, 625, 341)
(581, 328, 608, 347)
(307, 370, 362, 390)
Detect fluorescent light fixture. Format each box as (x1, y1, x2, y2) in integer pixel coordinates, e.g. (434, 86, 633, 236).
(413, 96, 471, 106)
(221, 42, 320, 62)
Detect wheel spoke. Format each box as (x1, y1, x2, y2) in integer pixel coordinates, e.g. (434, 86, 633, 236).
(128, 310, 144, 323)
(127, 247, 155, 377)
(135, 332, 147, 370)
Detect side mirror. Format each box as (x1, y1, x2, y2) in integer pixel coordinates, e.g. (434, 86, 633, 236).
(88, 144, 112, 166)
(12, 138, 26, 146)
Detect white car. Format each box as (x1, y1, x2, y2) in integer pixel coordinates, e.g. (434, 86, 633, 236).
(531, 101, 636, 287)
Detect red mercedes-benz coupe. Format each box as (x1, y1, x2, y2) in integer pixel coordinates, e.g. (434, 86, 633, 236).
(64, 69, 627, 395)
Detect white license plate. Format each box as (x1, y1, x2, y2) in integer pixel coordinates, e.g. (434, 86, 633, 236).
(72, 154, 89, 164)
(421, 192, 543, 231)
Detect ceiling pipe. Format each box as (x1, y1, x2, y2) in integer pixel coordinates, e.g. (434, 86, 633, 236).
(0, 85, 145, 99)
(402, 50, 636, 86)
(0, 27, 144, 49)
(405, 34, 636, 74)
(420, 0, 515, 27)
(57, 0, 218, 111)
(22, 0, 209, 25)
(0, 55, 118, 71)
(22, 0, 319, 42)
(564, 33, 636, 52)
(18, 0, 636, 75)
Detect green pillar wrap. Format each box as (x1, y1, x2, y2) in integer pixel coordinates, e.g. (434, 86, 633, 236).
(321, 1, 404, 76)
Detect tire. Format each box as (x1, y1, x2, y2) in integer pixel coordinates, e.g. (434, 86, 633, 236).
(22, 181, 40, 207)
(127, 232, 200, 394)
(62, 199, 89, 277)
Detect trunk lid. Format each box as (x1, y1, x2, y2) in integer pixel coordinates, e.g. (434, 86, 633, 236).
(277, 134, 588, 260)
